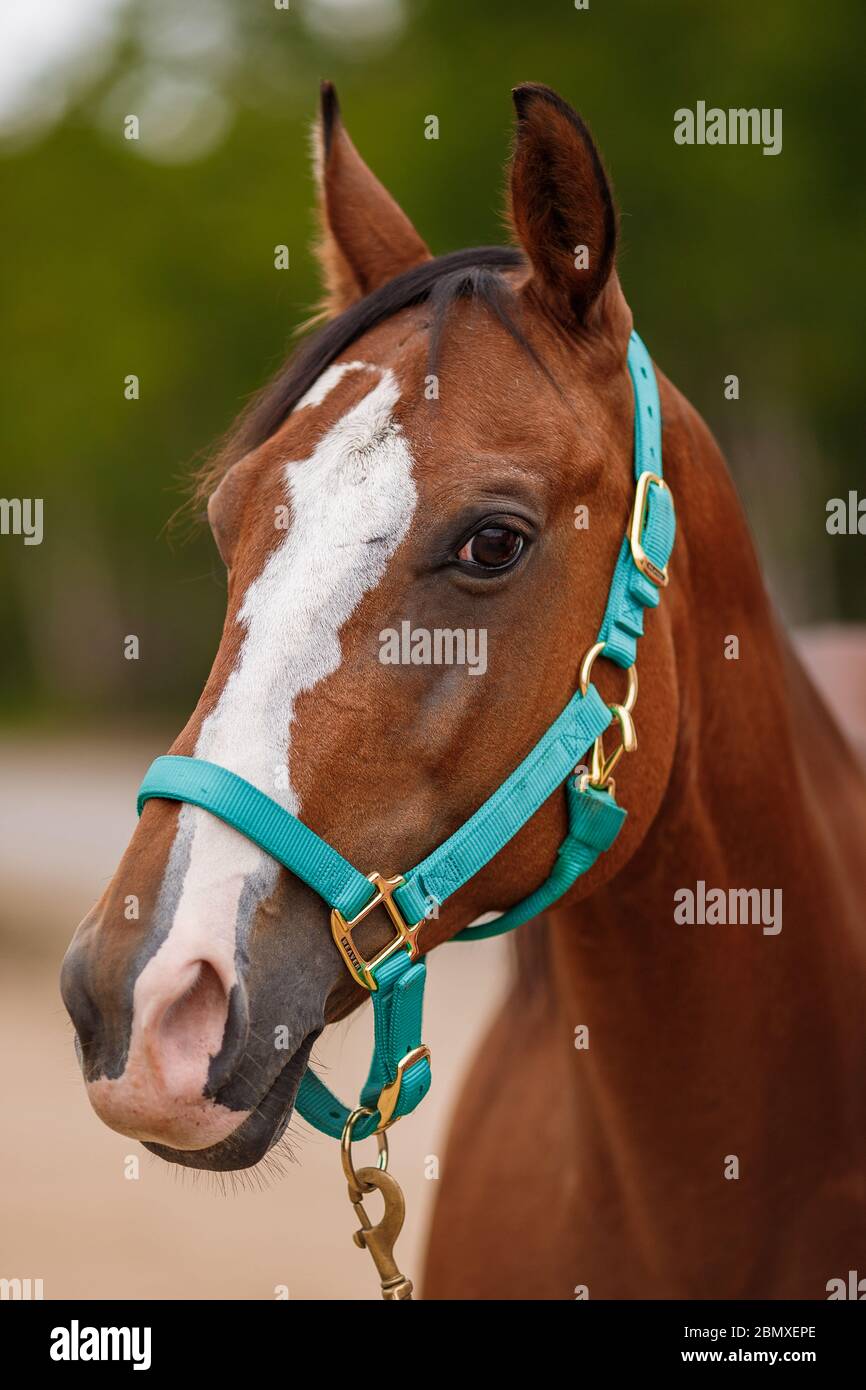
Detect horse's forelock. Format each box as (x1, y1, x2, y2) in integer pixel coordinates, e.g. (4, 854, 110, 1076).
(193, 246, 531, 507)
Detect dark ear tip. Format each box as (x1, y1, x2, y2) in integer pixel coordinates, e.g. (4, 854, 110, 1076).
(512, 82, 559, 121)
(319, 80, 340, 154)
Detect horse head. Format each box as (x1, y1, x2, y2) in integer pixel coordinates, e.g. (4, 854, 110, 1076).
(60, 83, 678, 1171)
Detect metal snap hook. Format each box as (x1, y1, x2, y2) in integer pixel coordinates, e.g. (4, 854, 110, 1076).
(578, 641, 639, 792)
(340, 1108, 413, 1300)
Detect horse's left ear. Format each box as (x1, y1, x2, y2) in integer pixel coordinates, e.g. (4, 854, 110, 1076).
(313, 82, 431, 315)
(509, 84, 628, 337)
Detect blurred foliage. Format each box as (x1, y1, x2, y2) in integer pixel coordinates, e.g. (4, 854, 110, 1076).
(0, 0, 864, 724)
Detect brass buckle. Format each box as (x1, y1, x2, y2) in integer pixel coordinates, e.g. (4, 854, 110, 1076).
(629, 471, 672, 587)
(578, 641, 638, 793)
(330, 872, 424, 992)
(375, 1045, 431, 1131)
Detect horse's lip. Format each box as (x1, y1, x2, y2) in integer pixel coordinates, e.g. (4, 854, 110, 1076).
(142, 1029, 320, 1171)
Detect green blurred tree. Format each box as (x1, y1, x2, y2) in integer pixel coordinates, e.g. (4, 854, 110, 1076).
(1, 0, 863, 722)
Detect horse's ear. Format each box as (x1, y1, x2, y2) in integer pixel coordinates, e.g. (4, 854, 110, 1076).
(508, 84, 627, 336)
(313, 82, 431, 315)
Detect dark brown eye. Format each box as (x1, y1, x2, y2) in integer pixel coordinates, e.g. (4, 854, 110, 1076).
(457, 526, 524, 570)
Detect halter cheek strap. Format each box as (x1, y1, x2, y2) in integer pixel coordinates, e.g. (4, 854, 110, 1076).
(136, 330, 675, 1143)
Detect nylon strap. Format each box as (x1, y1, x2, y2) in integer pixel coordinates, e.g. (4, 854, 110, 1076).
(596, 331, 674, 668)
(391, 682, 612, 925)
(454, 780, 627, 941)
(138, 683, 611, 924)
(295, 951, 430, 1140)
(137, 756, 375, 919)
(453, 329, 673, 934)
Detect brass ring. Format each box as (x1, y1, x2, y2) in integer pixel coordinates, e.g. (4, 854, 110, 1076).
(579, 640, 638, 714)
(341, 1107, 389, 1195)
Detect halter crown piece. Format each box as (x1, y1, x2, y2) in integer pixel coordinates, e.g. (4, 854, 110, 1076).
(137, 332, 675, 1148)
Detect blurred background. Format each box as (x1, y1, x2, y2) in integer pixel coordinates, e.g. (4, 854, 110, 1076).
(1, 0, 864, 1299)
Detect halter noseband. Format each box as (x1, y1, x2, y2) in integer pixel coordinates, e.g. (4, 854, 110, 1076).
(136, 330, 675, 1145)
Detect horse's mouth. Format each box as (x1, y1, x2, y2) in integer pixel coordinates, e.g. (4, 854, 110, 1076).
(143, 1030, 320, 1172)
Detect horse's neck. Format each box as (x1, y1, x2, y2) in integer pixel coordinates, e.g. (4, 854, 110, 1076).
(544, 386, 866, 1289)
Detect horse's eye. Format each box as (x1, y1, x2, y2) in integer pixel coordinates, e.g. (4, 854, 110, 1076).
(457, 526, 524, 570)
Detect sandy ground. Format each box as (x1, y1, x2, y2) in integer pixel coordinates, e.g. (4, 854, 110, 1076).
(0, 733, 509, 1301)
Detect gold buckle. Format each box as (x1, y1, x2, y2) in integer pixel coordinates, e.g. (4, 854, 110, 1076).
(330, 872, 424, 992)
(375, 1046, 431, 1131)
(629, 471, 671, 587)
(578, 641, 638, 793)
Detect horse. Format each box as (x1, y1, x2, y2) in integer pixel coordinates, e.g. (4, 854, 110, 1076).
(61, 81, 866, 1300)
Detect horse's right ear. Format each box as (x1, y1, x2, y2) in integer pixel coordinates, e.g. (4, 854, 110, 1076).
(508, 84, 628, 339)
(313, 82, 431, 316)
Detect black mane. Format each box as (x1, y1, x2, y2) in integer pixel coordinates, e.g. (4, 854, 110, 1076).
(204, 245, 538, 491)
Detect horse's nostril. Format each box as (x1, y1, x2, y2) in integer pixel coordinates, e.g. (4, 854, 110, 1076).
(150, 959, 242, 1100)
(203, 979, 249, 1097)
(159, 960, 226, 1046)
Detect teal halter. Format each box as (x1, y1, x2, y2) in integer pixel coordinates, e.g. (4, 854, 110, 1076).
(136, 330, 675, 1145)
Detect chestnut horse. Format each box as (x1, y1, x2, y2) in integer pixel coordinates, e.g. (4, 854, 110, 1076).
(61, 83, 866, 1299)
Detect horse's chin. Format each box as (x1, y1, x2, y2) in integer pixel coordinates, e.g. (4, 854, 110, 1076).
(143, 1031, 319, 1172)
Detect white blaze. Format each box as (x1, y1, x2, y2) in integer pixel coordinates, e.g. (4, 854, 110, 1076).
(139, 364, 418, 1003)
